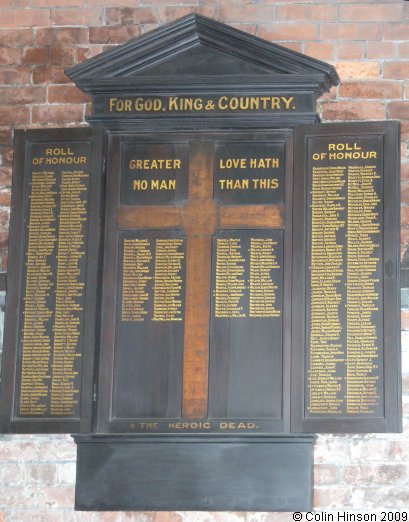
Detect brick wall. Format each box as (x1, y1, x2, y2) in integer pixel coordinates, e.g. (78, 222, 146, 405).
(0, 0, 408, 520)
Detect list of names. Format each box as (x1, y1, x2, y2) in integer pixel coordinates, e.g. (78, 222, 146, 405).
(18, 143, 90, 418)
(121, 234, 185, 322)
(307, 138, 383, 417)
(214, 232, 283, 319)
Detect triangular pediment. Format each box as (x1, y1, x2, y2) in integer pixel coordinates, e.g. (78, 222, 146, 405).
(66, 14, 339, 91)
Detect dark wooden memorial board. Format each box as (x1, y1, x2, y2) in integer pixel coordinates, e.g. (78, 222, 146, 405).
(0, 13, 402, 513)
(96, 131, 292, 435)
(292, 121, 401, 433)
(0, 128, 104, 433)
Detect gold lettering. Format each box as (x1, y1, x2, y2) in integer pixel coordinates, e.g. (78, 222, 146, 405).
(129, 159, 182, 170)
(249, 158, 279, 169)
(218, 179, 248, 189)
(45, 147, 74, 156)
(151, 179, 176, 190)
(328, 142, 362, 151)
(133, 179, 148, 190)
(219, 158, 247, 169)
(282, 96, 294, 109)
(252, 178, 279, 189)
(218, 96, 228, 110)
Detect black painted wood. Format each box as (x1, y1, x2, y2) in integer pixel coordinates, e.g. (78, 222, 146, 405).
(96, 129, 293, 435)
(65, 14, 339, 129)
(208, 229, 284, 420)
(0, 128, 105, 434)
(74, 434, 315, 511)
(113, 230, 185, 420)
(291, 121, 401, 433)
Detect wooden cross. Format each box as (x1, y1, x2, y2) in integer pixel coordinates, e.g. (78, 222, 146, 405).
(118, 141, 283, 419)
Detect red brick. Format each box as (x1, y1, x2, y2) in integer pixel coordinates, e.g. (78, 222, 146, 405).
(33, 0, 82, 5)
(32, 65, 71, 84)
(339, 81, 402, 100)
(26, 464, 57, 486)
(0, 232, 9, 249)
(0, 130, 12, 145)
(401, 184, 409, 205)
(36, 27, 88, 46)
(0, 86, 46, 105)
(0, 441, 37, 461)
(0, 464, 24, 486)
(402, 163, 409, 182)
(343, 464, 408, 485)
(314, 487, 350, 509)
(356, 486, 409, 510)
(304, 42, 334, 60)
(314, 464, 339, 485)
(0, 28, 33, 47)
(51, 7, 103, 26)
(32, 104, 84, 124)
(258, 23, 318, 42)
(0, 168, 11, 186)
(367, 41, 397, 59)
(0, 190, 10, 207)
(385, 62, 409, 80)
(89, 25, 141, 44)
(389, 102, 409, 120)
(36, 439, 76, 460)
(0, 486, 38, 509)
(0, 66, 30, 84)
(0, 0, 30, 5)
(48, 85, 90, 104)
(399, 43, 409, 59)
(106, 7, 158, 25)
(0, 8, 50, 28)
(50, 46, 75, 65)
(143, 0, 204, 3)
(384, 23, 409, 40)
(219, 5, 276, 22)
(340, 3, 402, 22)
(6, 512, 62, 522)
(322, 101, 385, 121)
(87, 0, 144, 5)
(0, 107, 29, 126)
(401, 142, 407, 162)
(277, 4, 336, 21)
(159, 6, 218, 22)
(76, 45, 104, 63)
(321, 23, 381, 41)
(22, 47, 49, 65)
(314, 437, 349, 462)
(333, 61, 380, 81)
(401, 226, 409, 246)
(0, 47, 21, 65)
(0, 210, 9, 225)
(402, 206, 409, 226)
(37, 487, 75, 509)
(2, 146, 13, 165)
(336, 42, 365, 60)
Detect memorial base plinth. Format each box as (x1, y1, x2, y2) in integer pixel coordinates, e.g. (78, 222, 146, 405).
(73, 434, 315, 511)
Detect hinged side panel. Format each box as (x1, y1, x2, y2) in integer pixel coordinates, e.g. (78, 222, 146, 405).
(292, 121, 401, 433)
(0, 127, 105, 433)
